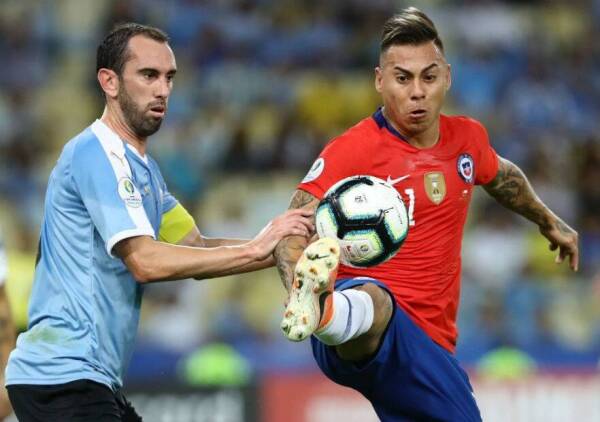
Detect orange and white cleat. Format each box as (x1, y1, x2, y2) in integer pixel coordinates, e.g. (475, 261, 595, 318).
(281, 237, 340, 342)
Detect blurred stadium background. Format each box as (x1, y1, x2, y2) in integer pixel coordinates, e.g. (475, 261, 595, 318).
(0, 0, 599, 421)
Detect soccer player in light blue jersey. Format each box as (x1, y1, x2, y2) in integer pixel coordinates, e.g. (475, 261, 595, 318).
(5, 23, 313, 422)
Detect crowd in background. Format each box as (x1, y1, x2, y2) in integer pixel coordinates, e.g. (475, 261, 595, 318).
(0, 0, 599, 385)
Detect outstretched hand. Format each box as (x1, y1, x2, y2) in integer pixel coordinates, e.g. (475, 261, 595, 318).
(540, 218, 579, 272)
(250, 209, 314, 261)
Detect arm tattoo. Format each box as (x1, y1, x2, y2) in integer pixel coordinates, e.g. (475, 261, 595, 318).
(289, 189, 318, 209)
(274, 190, 319, 291)
(483, 157, 552, 228)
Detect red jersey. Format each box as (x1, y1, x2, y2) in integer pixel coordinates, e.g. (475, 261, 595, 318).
(298, 109, 499, 353)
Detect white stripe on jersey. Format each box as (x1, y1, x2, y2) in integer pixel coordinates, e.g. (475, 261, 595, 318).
(91, 120, 155, 256)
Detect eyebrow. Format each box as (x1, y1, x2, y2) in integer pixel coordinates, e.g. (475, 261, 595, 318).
(138, 67, 178, 75)
(392, 63, 439, 76)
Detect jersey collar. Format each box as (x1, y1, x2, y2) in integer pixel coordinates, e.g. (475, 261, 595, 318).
(91, 119, 126, 160)
(372, 107, 409, 143)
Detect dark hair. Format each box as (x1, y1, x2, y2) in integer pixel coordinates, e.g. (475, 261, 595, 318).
(380, 7, 444, 55)
(96, 22, 170, 76)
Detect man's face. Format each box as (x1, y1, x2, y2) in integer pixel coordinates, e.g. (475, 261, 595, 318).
(375, 41, 450, 137)
(117, 35, 177, 138)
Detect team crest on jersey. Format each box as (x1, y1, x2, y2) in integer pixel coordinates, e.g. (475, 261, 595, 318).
(302, 158, 325, 183)
(118, 177, 142, 208)
(424, 172, 446, 205)
(457, 153, 474, 184)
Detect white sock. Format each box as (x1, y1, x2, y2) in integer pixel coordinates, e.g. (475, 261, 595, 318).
(315, 290, 374, 346)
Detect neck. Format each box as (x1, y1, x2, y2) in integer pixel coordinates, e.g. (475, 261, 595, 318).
(382, 107, 440, 149)
(100, 106, 147, 156)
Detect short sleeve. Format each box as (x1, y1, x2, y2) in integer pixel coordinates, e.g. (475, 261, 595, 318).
(473, 121, 499, 185)
(298, 135, 365, 199)
(159, 176, 178, 215)
(71, 139, 155, 257)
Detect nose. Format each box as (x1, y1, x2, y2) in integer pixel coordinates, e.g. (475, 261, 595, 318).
(156, 76, 171, 99)
(410, 79, 426, 101)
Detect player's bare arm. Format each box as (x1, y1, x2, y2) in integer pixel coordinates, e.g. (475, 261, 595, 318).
(114, 209, 313, 282)
(178, 226, 279, 273)
(0, 286, 14, 419)
(274, 189, 319, 292)
(483, 156, 579, 271)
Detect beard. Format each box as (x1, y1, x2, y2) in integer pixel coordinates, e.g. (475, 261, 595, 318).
(117, 85, 164, 138)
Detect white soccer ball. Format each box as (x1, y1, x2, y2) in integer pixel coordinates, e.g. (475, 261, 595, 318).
(316, 175, 409, 267)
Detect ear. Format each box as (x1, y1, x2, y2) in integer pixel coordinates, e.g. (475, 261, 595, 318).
(445, 63, 452, 91)
(375, 66, 383, 94)
(97, 68, 120, 99)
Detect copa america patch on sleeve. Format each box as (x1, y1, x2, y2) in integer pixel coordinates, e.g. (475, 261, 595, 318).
(118, 177, 143, 208)
(302, 158, 325, 183)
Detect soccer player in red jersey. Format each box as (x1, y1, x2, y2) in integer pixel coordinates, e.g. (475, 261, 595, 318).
(274, 7, 579, 422)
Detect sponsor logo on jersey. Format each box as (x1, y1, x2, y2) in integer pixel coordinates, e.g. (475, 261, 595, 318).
(301, 158, 325, 183)
(118, 177, 143, 208)
(386, 174, 410, 185)
(457, 153, 474, 184)
(424, 172, 446, 205)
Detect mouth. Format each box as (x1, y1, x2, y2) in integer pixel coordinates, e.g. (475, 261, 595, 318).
(409, 109, 427, 120)
(148, 104, 166, 118)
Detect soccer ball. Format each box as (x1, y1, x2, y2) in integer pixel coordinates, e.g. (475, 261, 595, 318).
(315, 175, 409, 267)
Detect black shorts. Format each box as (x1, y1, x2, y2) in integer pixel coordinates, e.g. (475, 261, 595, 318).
(7, 379, 142, 422)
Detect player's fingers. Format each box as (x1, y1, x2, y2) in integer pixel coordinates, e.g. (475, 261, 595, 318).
(569, 245, 579, 272)
(288, 222, 309, 237)
(287, 208, 314, 217)
(290, 228, 308, 237)
(297, 216, 314, 231)
(276, 215, 313, 233)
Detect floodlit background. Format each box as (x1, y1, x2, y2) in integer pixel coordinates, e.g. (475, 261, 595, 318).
(0, 0, 599, 421)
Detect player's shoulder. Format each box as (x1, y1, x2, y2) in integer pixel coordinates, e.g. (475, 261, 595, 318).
(324, 115, 379, 149)
(441, 114, 490, 147)
(68, 121, 124, 164)
(442, 114, 487, 134)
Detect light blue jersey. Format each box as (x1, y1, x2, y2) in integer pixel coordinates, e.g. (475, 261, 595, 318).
(6, 120, 178, 390)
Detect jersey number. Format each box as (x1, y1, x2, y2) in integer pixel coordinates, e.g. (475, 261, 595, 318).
(402, 188, 416, 226)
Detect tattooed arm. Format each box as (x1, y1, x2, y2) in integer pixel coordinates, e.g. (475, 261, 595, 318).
(483, 156, 579, 271)
(274, 190, 320, 292)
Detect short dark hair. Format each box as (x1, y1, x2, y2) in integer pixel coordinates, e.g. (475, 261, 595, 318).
(380, 7, 444, 55)
(96, 22, 170, 76)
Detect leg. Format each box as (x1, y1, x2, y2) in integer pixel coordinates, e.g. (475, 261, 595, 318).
(280, 238, 393, 362)
(334, 283, 393, 362)
(311, 294, 482, 422)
